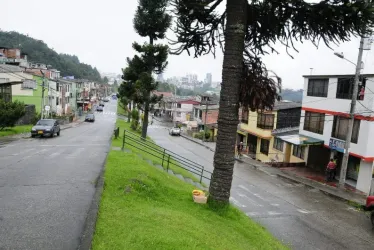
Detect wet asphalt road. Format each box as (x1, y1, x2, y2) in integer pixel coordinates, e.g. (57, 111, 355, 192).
(148, 122, 374, 250)
(0, 101, 116, 250)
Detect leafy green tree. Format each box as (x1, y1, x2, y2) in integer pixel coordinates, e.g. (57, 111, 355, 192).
(130, 109, 140, 131)
(132, 0, 171, 139)
(0, 100, 26, 130)
(172, 0, 374, 204)
(103, 76, 109, 84)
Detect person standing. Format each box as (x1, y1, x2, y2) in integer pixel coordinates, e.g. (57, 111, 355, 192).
(326, 159, 337, 182)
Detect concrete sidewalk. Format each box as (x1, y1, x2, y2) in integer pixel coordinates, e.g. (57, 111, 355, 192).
(180, 134, 367, 205)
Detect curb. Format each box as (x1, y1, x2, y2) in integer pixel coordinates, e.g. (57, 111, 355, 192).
(180, 134, 215, 152)
(276, 172, 366, 205)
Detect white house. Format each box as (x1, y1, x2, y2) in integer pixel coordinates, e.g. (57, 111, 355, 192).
(171, 99, 200, 123)
(300, 74, 374, 194)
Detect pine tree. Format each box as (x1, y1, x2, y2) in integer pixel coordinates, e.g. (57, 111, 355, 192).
(132, 0, 172, 139)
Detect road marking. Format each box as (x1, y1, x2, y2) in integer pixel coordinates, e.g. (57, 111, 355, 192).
(297, 209, 311, 214)
(237, 193, 263, 207)
(271, 203, 280, 206)
(238, 185, 269, 202)
(268, 211, 283, 216)
(246, 212, 260, 217)
(229, 197, 246, 208)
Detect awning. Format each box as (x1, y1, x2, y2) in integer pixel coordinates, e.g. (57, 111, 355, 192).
(237, 130, 248, 136)
(277, 134, 324, 146)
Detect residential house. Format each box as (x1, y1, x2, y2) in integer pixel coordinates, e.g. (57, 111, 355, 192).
(0, 64, 28, 103)
(299, 74, 374, 194)
(193, 104, 219, 135)
(237, 101, 304, 163)
(171, 99, 200, 123)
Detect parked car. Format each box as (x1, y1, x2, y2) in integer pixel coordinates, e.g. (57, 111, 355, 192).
(363, 195, 374, 225)
(99, 102, 105, 107)
(96, 106, 103, 112)
(85, 113, 95, 122)
(31, 119, 60, 138)
(169, 127, 181, 136)
(103, 98, 109, 102)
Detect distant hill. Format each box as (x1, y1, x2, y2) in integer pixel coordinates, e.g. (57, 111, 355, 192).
(280, 88, 303, 103)
(0, 31, 103, 82)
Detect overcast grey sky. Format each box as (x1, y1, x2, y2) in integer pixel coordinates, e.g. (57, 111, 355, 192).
(1, 0, 374, 89)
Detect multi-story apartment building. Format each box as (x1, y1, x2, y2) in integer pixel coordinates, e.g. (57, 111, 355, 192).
(237, 101, 304, 163)
(171, 99, 200, 123)
(300, 74, 374, 193)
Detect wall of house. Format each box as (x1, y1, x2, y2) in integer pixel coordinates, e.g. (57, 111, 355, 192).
(202, 109, 219, 124)
(240, 111, 276, 138)
(356, 161, 374, 193)
(300, 76, 374, 158)
(12, 75, 47, 113)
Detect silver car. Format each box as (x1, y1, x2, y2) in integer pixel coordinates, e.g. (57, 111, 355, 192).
(31, 119, 60, 138)
(169, 127, 181, 136)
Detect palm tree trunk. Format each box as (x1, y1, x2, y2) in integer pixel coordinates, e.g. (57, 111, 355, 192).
(208, 0, 247, 204)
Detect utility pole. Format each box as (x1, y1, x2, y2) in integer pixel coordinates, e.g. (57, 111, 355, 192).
(40, 70, 46, 119)
(203, 96, 209, 142)
(339, 37, 365, 188)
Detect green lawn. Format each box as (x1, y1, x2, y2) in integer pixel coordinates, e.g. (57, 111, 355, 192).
(92, 148, 287, 250)
(113, 119, 201, 182)
(0, 125, 33, 137)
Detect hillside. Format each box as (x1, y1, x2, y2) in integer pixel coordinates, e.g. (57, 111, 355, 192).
(281, 88, 303, 102)
(0, 31, 103, 82)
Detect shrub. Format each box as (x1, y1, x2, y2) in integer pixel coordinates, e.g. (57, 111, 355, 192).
(0, 100, 26, 130)
(131, 109, 140, 131)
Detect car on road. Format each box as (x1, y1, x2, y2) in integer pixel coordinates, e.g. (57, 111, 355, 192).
(96, 106, 103, 112)
(103, 97, 109, 102)
(31, 119, 60, 138)
(363, 195, 374, 225)
(169, 127, 181, 136)
(85, 113, 95, 122)
(99, 101, 105, 107)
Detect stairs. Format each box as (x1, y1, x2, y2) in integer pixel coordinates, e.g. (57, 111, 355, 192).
(115, 146, 208, 191)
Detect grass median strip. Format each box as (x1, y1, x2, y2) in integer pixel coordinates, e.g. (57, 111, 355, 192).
(0, 125, 32, 137)
(92, 146, 288, 250)
(113, 119, 201, 182)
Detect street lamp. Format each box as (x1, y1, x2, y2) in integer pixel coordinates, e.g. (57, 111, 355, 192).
(333, 52, 364, 69)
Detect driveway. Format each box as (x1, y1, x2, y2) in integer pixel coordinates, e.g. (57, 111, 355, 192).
(0, 101, 116, 250)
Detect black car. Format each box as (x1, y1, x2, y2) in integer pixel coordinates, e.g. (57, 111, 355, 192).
(85, 113, 95, 122)
(99, 102, 105, 107)
(96, 106, 103, 112)
(31, 119, 60, 138)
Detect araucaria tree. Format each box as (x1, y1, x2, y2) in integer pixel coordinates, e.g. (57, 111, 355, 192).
(132, 0, 172, 139)
(172, 0, 374, 205)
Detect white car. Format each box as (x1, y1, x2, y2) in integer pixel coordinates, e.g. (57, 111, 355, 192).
(169, 127, 181, 136)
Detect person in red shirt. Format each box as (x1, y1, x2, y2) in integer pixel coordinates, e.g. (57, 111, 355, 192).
(326, 159, 337, 182)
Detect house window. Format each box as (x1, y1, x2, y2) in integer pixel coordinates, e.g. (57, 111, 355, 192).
(0, 84, 11, 102)
(273, 138, 284, 152)
(241, 108, 248, 124)
(307, 78, 328, 97)
(332, 116, 360, 143)
(177, 103, 181, 108)
(336, 77, 366, 100)
(260, 139, 270, 155)
(257, 113, 274, 130)
(199, 110, 202, 119)
(293, 145, 305, 159)
(304, 111, 325, 134)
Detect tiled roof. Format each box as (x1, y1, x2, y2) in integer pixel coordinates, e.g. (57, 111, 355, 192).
(0, 64, 23, 73)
